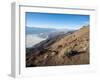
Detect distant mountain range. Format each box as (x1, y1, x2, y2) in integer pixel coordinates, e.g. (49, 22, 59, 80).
(26, 27, 74, 39)
(26, 27, 56, 34)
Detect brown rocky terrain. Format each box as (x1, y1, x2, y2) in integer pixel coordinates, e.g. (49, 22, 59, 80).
(26, 26, 89, 67)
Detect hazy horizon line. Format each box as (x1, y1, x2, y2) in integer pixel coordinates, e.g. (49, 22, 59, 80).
(26, 24, 89, 30)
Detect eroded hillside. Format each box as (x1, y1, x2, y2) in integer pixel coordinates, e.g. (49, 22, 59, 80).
(26, 26, 89, 67)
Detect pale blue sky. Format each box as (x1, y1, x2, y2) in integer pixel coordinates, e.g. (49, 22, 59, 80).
(26, 12, 89, 30)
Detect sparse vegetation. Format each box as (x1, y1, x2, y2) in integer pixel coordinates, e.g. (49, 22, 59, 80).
(26, 26, 89, 67)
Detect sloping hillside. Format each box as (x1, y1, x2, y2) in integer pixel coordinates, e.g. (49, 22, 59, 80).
(26, 26, 89, 67)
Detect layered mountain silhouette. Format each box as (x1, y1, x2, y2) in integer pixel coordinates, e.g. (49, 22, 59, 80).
(26, 25, 89, 67)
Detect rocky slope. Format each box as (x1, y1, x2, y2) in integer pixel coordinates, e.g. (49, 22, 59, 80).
(26, 26, 89, 67)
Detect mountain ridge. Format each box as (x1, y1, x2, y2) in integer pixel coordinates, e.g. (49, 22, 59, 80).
(26, 26, 89, 67)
